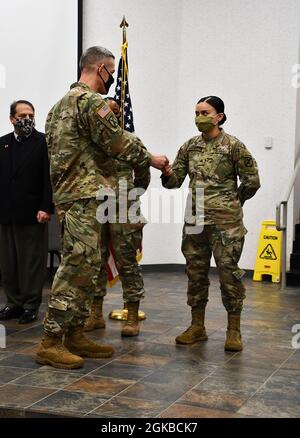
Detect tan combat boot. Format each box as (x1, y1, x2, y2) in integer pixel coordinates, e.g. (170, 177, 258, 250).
(35, 333, 84, 369)
(84, 297, 106, 332)
(175, 307, 208, 344)
(64, 326, 114, 358)
(225, 313, 243, 351)
(121, 301, 140, 337)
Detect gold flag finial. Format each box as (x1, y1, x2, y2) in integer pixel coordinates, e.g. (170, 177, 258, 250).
(120, 16, 129, 43)
(120, 15, 129, 29)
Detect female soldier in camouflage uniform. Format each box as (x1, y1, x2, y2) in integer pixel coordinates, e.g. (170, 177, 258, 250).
(162, 96, 260, 351)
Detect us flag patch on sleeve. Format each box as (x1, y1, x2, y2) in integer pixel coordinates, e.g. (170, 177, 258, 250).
(97, 105, 110, 118)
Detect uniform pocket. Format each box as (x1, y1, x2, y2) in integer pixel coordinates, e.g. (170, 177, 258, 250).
(64, 199, 99, 250)
(218, 224, 247, 246)
(48, 296, 69, 311)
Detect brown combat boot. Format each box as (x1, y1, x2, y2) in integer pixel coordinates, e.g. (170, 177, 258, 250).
(121, 301, 140, 337)
(84, 297, 106, 332)
(175, 307, 208, 344)
(35, 333, 84, 369)
(64, 326, 114, 358)
(225, 313, 243, 351)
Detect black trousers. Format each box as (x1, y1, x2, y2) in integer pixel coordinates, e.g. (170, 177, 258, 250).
(0, 223, 48, 310)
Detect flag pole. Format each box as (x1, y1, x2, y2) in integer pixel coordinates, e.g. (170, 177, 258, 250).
(109, 17, 146, 322)
(120, 15, 128, 44)
(119, 16, 128, 130)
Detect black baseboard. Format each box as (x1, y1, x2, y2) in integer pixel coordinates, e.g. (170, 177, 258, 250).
(140, 264, 255, 278)
(47, 264, 255, 278)
(141, 264, 185, 273)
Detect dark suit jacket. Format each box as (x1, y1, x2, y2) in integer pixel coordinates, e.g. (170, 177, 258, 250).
(0, 129, 54, 224)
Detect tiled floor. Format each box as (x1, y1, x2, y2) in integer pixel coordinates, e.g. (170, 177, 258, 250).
(0, 271, 299, 418)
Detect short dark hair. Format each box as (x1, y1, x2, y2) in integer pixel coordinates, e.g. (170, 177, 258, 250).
(197, 96, 227, 125)
(79, 46, 114, 72)
(10, 100, 35, 117)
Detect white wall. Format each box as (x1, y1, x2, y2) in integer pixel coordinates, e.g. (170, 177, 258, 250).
(293, 40, 300, 236)
(0, 0, 78, 135)
(84, 0, 186, 264)
(84, 0, 300, 269)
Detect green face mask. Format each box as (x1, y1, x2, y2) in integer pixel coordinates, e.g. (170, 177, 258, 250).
(195, 115, 216, 133)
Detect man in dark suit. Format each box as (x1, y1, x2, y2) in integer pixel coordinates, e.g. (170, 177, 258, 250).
(0, 100, 53, 323)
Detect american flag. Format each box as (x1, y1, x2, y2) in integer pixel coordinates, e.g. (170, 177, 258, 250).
(107, 40, 143, 288)
(114, 43, 135, 133)
(107, 241, 142, 287)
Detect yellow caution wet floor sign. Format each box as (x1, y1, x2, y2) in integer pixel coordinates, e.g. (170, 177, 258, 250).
(253, 220, 282, 283)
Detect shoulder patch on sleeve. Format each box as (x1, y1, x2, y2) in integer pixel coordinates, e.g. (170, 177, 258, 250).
(244, 157, 254, 167)
(95, 106, 120, 133)
(97, 104, 111, 118)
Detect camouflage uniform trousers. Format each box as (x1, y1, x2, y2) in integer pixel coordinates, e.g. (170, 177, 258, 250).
(44, 198, 102, 337)
(182, 224, 246, 314)
(94, 222, 145, 303)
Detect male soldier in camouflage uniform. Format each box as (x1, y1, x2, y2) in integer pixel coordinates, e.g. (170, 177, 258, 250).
(162, 96, 260, 351)
(36, 46, 168, 369)
(84, 98, 150, 336)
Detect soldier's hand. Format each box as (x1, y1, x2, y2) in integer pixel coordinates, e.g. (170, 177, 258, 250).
(161, 164, 173, 177)
(150, 155, 169, 170)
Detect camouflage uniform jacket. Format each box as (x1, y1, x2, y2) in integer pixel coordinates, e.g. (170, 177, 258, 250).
(114, 142, 151, 193)
(46, 82, 151, 205)
(101, 143, 151, 227)
(162, 129, 260, 242)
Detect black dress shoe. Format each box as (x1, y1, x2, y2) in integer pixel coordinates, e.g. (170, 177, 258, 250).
(0, 306, 23, 320)
(18, 309, 38, 324)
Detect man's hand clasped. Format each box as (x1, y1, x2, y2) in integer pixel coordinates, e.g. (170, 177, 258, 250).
(150, 154, 169, 170)
(36, 211, 51, 223)
(161, 163, 173, 177)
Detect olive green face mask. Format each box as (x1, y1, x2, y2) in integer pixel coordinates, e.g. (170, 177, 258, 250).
(195, 115, 216, 133)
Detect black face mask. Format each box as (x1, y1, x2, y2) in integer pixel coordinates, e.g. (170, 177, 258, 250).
(99, 65, 114, 93)
(15, 117, 35, 137)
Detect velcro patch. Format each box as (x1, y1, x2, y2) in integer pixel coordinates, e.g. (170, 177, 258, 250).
(244, 157, 253, 167)
(97, 105, 110, 118)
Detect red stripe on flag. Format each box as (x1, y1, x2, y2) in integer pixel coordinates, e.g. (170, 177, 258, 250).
(106, 241, 142, 287)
